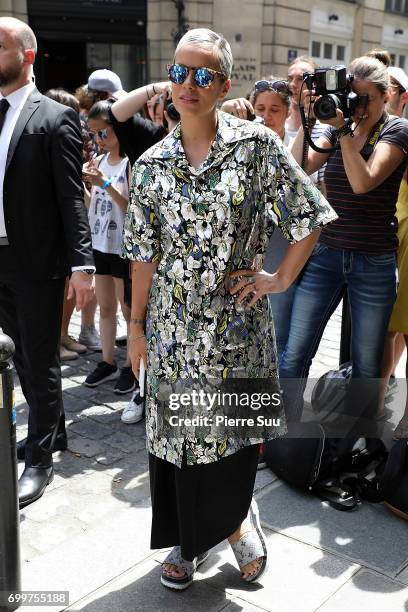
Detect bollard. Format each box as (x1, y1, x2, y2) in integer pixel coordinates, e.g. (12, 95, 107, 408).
(0, 329, 21, 611)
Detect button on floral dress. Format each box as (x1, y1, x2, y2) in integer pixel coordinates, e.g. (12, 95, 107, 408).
(122, 111, 337, 467)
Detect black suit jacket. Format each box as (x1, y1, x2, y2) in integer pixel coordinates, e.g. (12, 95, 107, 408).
(3, 88, 93, 280)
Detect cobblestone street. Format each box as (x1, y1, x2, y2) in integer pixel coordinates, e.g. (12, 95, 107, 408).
(14, 306, 408, 612)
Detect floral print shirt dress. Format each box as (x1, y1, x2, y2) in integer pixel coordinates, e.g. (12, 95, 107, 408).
(122, 111, 337, 467)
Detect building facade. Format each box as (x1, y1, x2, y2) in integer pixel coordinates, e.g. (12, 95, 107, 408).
(1, 0, 407, 96)
(148, 0, 408, 98)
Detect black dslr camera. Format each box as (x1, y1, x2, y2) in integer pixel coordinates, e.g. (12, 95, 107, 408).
(303, 66, 368, 120)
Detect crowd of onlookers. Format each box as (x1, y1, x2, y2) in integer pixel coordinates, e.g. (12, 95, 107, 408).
(55, 47, 408, 446)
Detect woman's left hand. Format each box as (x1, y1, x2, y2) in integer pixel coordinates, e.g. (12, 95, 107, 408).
(227, 269, 290, 308)
(82, 166, 107, 188)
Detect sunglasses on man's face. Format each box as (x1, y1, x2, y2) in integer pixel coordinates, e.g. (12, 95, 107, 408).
(167, 63, 226, 88)
(255, 79, 290, 95)
(89, 128, 109, 140)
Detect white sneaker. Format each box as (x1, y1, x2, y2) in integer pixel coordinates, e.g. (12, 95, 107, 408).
(121, 389, 144, 424)
(79, 325, 102, 351)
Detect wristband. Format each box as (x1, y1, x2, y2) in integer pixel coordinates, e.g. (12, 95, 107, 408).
(129, 334, 146, 341)
(335, 123, 354, 139)
(102, 178, 113, 189)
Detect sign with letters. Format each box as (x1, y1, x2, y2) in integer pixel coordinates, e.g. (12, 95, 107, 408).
(288, 49, 298, 63)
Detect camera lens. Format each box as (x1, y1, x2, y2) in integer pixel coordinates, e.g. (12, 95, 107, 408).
(314, 94, 341, 120)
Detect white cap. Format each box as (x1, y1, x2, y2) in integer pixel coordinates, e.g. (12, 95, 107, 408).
(388, 66, 408, 91)
(87, 69, 127, 99)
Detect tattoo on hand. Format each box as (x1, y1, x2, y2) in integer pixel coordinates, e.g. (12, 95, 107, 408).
(131, 318, 145, 326)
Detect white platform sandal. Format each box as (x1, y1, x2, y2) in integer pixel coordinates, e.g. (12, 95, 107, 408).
(161, 547, 209, 590)
(230, 499, 268, 582)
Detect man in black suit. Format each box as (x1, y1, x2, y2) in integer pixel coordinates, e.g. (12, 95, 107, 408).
(0, 17, 94, 508)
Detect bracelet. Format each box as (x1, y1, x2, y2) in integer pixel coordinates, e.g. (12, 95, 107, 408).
(128, 334, 146, 341)
(335, 123, 354, 139)
(102, 178, 113, 189)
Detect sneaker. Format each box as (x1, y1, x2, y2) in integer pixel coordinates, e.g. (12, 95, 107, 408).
(79, 325, 102, 351)
(114, 366, 136, 394)
(60, 345, 78, 361)
(115, 334, 128, 347)
(116, 316, 128, 346)
(121, 389, 144, 423)
(84, 361, 119, 387)
(61, 334, 87, 354)
(257, 443, 267, 470)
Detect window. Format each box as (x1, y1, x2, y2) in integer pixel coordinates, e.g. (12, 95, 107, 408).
(385, 0, 408, 14)
(390, 52, 406, 69)
(324, 43, 332, 59)
(337, 45, 345, 61)
(310, 38, 350, 66)
(311, 41, 321, 57)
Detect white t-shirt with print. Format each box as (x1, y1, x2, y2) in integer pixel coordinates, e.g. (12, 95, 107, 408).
(88, 155, 129, 255)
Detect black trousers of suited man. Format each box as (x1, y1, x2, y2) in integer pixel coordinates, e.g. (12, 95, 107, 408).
(0, 246, 66, 467)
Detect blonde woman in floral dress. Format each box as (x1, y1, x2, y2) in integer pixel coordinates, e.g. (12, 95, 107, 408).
(122, 28, 336, 590)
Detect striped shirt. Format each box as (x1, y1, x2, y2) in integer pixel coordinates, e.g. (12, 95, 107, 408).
(320, 117, 408, 254)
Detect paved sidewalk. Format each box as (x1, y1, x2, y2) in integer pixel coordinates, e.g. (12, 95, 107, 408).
(13, 307, 408, 612)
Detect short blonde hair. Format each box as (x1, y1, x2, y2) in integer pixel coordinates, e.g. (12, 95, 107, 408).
(175, 28, 233, 79)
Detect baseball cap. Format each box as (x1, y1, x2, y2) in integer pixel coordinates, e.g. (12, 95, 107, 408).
(388, 66, 408, 92)
(87, 69, 127, 99)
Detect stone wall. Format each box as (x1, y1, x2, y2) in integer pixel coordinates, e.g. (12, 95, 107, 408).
(0, 0, 28, 20)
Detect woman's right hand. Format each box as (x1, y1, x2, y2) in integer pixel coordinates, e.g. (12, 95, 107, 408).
(154, 81, 172, 97)
(300, 87, 316, 120)
(129, 335, 148, 379)
(221, 97, 254, 120)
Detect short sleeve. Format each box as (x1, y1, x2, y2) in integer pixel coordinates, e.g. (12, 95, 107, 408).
(321, 125, 337, 147)
(379, 117, 408, 156)
(122, 160, 161, 262)
(261, 133, 338, 243)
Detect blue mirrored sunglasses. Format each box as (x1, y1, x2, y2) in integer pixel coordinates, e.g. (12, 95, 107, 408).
(255, 79, 290, 94)
(89, 128, 109, 140)
(167, 63, 226, 88)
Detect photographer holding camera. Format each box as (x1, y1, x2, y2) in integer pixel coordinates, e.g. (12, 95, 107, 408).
(279, 56, 408, 421)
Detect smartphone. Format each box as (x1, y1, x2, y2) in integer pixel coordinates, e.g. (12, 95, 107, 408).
(139, 359, 146, 398)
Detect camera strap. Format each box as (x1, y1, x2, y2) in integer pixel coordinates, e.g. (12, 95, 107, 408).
(360, 116, 387, 156)
(301, 117, 316, 169)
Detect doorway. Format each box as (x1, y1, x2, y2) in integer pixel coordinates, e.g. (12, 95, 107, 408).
(35, 39, 87, 94)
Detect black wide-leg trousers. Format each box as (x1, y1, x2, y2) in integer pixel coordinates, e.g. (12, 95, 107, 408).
(0, 247, 65, 468)
(149, 444, 260, 561)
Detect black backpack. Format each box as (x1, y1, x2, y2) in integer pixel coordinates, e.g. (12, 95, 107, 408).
(263, 423, 387, 511)
(263, 422, 407, 512)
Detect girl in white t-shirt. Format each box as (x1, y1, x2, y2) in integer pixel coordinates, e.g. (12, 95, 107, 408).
(82, 99, 134, 392)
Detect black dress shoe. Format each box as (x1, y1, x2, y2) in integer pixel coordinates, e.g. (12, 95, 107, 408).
(19, 466, 54, 509)
(17, 434, 68, 461)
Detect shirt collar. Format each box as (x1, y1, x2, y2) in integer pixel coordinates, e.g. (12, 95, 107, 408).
(148, 110, 261, 162)
(2, 82, 35, 110)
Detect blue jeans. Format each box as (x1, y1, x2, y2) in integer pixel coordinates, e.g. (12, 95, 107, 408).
(279, 244, 397, 420)
(269, 283, 297, 363)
